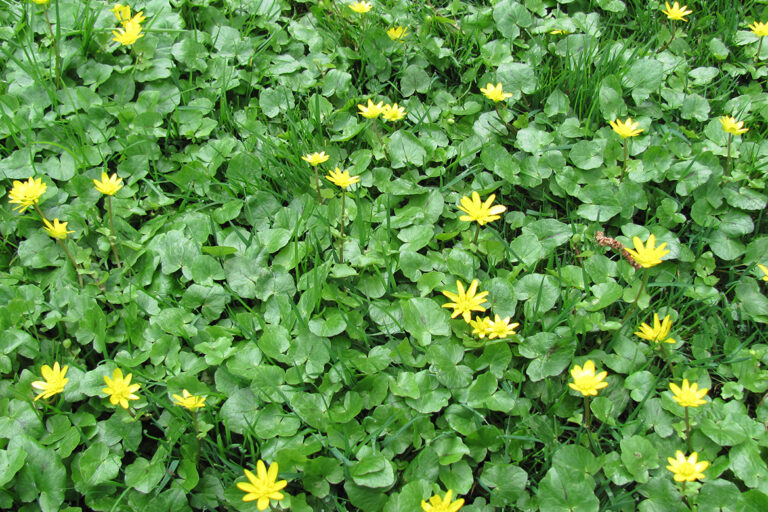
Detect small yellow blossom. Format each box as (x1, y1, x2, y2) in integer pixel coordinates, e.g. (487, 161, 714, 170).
(661, 2, 692, 22)
(609, 118, 644, 138)
(635, 313, 676, 344)
(111, 3, 131, 22)
(568, 360, 608, 397)
(479, 82, 513, 102)
(348, 1, 372, 14)
(112, 19, 144, 46)
(669, 379, 708, 407)
(325, 168, 360, 189)
(42, 218, 74, 240)
(31, 362, 69, 401)
(457, 191, 506, 226)
(237, 460, 288, 510)
(550, 29, 569, 35)
(172, 389, 207, 410)
(758, 264, 768, 281)
(441, 279, 489, 324)
(93, 172, 124, 196)
(357, 99, 384, 119)
(625, 234, 670, 268)
(102, 368, 141, 409)
(470, 316, 493, 338)
(719, 116, 748, 136)
(8, 177, 47, 213)
(666, 451, 708, 482)
(381, 103, 406, 122)
(387, 26, 408, 41)
(31, 0, 50, 4)
(421, 489, 464, 512)
(486, 314, 519, 339)
(301, 151, 330, 167)
(750, 21, 768, 38)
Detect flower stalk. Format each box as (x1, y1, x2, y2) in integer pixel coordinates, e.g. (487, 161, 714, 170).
(42, 4, 62, 87)
(339, 189, 346, 263)
(35, 204, 83, 287)
(107, 196, 122, 268)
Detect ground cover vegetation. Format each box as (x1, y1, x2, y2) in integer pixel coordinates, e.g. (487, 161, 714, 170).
(1, 0, 768, 510)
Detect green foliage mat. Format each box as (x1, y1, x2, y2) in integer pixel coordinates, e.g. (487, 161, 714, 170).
(1, 0, 768, 510)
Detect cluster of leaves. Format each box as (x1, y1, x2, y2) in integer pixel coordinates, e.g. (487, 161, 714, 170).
(1, 0, 768, 511)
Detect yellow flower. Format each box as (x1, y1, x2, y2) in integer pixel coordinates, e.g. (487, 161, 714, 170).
(457, 191, 506, 226)
(758, 264, 768, 281)
(111, 3, 131, 22)
(719, 116, 748, 136)
(326, 168, 360, 189)
(301, 151, 330, 167)
(172, 389, 207, 410)
(625, 234, 670, 268)
(550, 29, 569, 35)
(112, 19, 144, 46)
(661, 2, 692, 22)
(357, 99, 384, 119)
(387, 26, 408, 41)
(237, 460, 288, 510)
(381, 103, 406, 122)
(8, 176, 47, 213)
(634, 313, 676, 344)
(348, 1, 372, 13)
(42, 218, 74, 240)
(666, 451, 708, 482)
(31, 362, 69, 401)
(479, 82, 513, 102)
(487, 314, 519, 340)
(568, 360, 608, 397)
(421, 489, 465, 512)
(93, 172, 124, 196)
(609, 117, 644, 138)
(750, 21, 768, 38)
(669, 379, 708, 408)
(441, 279, 489, 324)
(126, 11, 146, 25)
(31, 0, 50, 4)
(102, 368, 141, 409)
(469, 316, 493, 338)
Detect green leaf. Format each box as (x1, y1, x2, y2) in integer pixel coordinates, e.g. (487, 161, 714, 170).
(73, 441, 120, 491)
(537, 467, 599, 512)
(125, 457, 166, 493)
(350, 454, 395, 488)
(401, 297, 450, 346)
(0, 443, 26, 487)
(620, 435, 659, 483)
(570, 140, 604, 170)
(388, 130, 427, 168)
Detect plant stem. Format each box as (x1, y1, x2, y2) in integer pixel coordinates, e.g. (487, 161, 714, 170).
(684, 406, 692, 453)
(620, 268, 649, 325)
(659, 342, 676, 375)
(372, 118, 383, 147)
(584, 396, 591, 430)
(472, 223, 481, 245)
(57, 239, 84, 287)
(107, 196, 122, 268)
(43, 5, 62, 87)
(657, 21, 676, 53)
(494, 102, 513, 131)
(757, 37, 764, 62)
(725, 133, 732, 177)
(313, 167, 322, 203)
(339, 190, 346, 263)
(621, 139, 628, 180)
(193, 410, 201, 466)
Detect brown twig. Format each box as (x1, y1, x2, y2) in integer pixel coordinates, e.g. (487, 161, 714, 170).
(595, 231, 642, 270)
